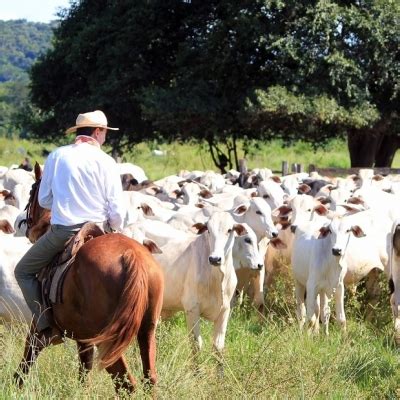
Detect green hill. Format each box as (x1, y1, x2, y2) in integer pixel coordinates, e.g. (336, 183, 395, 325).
(0, 19, 54, 136)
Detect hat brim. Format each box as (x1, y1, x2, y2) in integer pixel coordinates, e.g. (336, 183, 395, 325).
(65, 124, 119, 134)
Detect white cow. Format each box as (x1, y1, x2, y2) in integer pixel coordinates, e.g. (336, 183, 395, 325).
(291, 211, 367, 335)
(0, 220, 32, 323)
(155, 211, 247, 363)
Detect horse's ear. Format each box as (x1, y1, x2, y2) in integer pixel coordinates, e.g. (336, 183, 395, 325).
(34, 162, 42, 181)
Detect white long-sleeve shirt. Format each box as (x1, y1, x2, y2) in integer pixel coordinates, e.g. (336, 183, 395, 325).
(39, 142, 125, 230)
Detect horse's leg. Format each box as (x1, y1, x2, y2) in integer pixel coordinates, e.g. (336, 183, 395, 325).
(105, 355, 136, 393)
(14, 324, 46, 386)
(76, 341, 94, 384)
(137, 319, 158, 385)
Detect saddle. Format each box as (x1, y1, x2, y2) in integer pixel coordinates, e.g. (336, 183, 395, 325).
(38, 222, 105, 310)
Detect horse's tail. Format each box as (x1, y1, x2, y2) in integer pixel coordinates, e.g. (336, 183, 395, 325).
(87, 248, 149, 368)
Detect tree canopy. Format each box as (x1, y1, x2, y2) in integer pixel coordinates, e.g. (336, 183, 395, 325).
(0, 20, 54, 137)
(25, 1, 399, 169)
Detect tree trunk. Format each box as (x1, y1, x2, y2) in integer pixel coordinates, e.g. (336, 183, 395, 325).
(347, 129, 382, 167)
(374, 134, 400, 167)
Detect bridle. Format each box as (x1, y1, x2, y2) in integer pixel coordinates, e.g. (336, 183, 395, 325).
(20, 178, 42, 239)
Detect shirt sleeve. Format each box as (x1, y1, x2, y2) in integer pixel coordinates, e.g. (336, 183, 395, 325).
(104, 160, 126, 231)
(38, 153, 55, 210)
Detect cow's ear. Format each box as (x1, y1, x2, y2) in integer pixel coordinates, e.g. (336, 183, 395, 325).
(373, 174, 384, 181)
(233, 204, 248, 216)
(270, 237, 287, 249)
(270, 175, 282, 184)
(0, 189, 10, 200)
(0, 219, 15, 234)
(192, 223, 208, 235)
(316, 196, 331, 205)
(347, 196, 365, 206)
(318, 226, 331, 239)
(339, 204, 363, 214)
(351, 225, 366, 238)
(173, 189, 184, 198)
(233, 224, 247, 236)
(298, 184, 311, 194)
(272, 205, 292, 218)
(141, 203, 155, 216)
(199, 189, 213, 199)
(143, 239, 163, 254)
(314, 204, 329, 216)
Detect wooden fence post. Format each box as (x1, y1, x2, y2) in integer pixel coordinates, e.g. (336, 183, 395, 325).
(238, 158, 248, 188)
(282, 161, 289, 176)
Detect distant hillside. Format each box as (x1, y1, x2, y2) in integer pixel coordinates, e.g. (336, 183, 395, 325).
(0, 19, 54, 82)
(0, 19, 54, 137)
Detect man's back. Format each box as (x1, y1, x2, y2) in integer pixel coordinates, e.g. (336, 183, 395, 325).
(39, 142, 124, 229)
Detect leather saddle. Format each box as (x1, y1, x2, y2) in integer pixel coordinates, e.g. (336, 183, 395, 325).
(38, 222, 105, 310)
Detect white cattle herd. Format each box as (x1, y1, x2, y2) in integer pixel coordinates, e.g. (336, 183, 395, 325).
(2, 163, 400, 358)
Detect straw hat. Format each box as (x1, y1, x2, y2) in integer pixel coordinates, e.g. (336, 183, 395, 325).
(65, 110, 119, 134)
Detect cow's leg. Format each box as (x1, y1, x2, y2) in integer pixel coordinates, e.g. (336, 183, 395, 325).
(294, 281, 306, 330)
(76, 341, 94, 384)
(185, 307, 202, 353)
(212, 307, 230, 376)
(105, 355, 136, 393)
(335, 282, 346, 332)
(137, 319, 158, 385)
(306, 283, 319, 334)
(320, 292, 331, 335)
(365, 268, 381, 322)
(252, 266, 265, 318)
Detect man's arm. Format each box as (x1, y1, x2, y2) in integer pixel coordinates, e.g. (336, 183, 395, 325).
(38, 154, 54, 210)
(105, 161, 126, 231)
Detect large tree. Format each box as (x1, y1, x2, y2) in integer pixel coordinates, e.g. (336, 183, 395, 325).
(25, 1, 399, 169)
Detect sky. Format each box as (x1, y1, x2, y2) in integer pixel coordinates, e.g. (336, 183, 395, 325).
(0, 0, 72, 23)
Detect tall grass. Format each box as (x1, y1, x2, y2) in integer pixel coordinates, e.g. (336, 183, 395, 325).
(1, 137, 400, 397)
(1, 283, 399, 399)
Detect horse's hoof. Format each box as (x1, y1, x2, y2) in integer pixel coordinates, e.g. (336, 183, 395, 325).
(13, 371, 24, 388)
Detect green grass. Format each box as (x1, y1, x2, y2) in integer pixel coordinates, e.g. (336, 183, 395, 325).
(1, 136, 400, 397)
(2, 136, 400, 180)
(1, 289, 399, 399)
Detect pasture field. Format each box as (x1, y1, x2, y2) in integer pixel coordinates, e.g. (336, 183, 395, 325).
(0, 136, 383, 179)
(0, 275, 399, 399)
(2, 137, 400, 398)
(2, 135, 400, 179)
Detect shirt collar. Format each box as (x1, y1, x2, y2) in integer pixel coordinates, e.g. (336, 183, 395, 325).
(74, 135, 100, 148)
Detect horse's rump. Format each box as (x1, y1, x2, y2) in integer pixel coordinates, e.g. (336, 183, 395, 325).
(73, 234, 150, 368)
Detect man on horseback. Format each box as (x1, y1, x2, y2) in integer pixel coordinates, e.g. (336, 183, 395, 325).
(14, 110, 126, 342)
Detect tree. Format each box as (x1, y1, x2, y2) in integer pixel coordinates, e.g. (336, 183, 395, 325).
(26, 0, 399, 169)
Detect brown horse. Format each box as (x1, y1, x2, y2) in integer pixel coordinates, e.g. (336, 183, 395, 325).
(15, 163, 164, 393)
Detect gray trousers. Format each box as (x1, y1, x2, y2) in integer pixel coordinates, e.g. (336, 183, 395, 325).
(14, 223, 85, 331)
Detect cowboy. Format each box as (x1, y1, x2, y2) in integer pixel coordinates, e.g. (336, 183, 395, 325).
(14, 110, 126, 341)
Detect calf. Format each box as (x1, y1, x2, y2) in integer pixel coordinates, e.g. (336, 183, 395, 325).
(291, 212, 366, 334)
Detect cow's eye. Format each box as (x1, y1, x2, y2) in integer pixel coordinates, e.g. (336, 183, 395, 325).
(263, 194, 270, 199)
(307, 209, 311, 212)
(256, 210, 262, 215)
(244, 237, 252, 244)
(227, 229, 232, 233)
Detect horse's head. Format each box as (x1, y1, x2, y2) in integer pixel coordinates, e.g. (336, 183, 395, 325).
(23, 162, 51, 243)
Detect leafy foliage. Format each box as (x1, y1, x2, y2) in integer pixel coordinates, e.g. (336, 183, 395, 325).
(19, 1, 400, 168)
(0, 20, 54, 137)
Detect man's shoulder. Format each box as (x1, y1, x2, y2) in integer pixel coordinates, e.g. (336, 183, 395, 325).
(47, 144, 74, 159)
